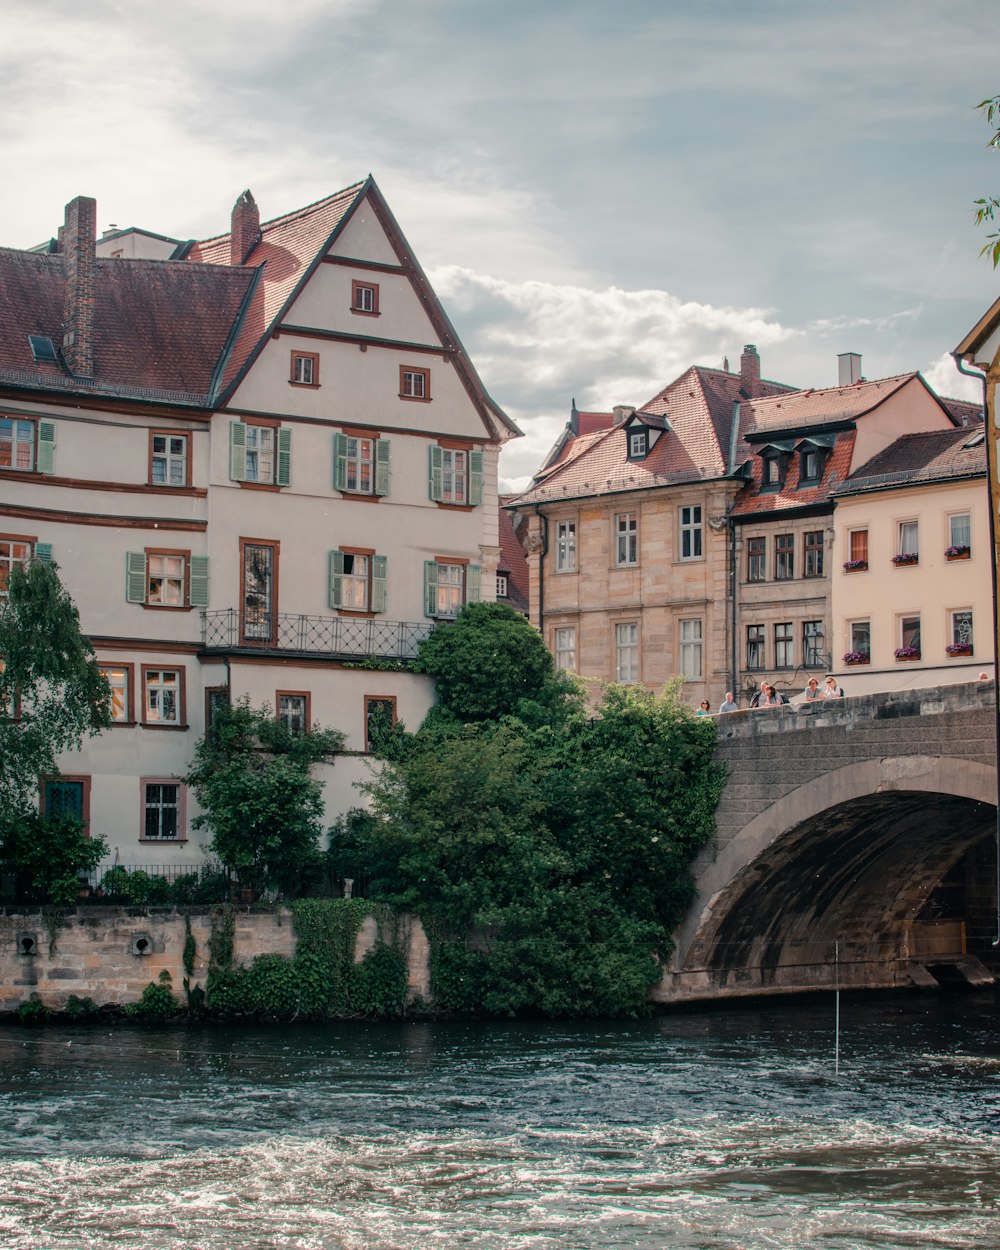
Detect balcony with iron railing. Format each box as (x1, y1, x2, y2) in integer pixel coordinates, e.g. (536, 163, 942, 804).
(201, 609, 435, 661)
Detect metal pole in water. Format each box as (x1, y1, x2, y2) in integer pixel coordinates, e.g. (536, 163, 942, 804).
(834, 940, 840, 1076)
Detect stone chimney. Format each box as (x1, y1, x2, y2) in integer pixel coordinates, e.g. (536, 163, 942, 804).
(740, 344, 761, 398)
(838, 352, 862, 386)
(230, 190, 260, 265)
(62, 196, 97, 378)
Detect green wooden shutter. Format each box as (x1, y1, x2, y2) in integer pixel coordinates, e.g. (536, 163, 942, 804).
(328, 550, 346, 609)
(374, 439, 391, 497)
(36, 422, 56, 474)
(33, 542, 53, 563)
(276, 426, 292, 486)
(371, 555, 387, 613)
(229, 421, 247, 481)
(428, 445, 443, 502)
(424, 560, 439, 617)
(333, 433, 348, 492)
(469, 450, 484, 506)
(126, 552, 147, 603)
(466, 563, 481, 605)
(189, 556, 210, 607)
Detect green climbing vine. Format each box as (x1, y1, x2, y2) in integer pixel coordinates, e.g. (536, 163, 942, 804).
(204, 899, 409, 1020)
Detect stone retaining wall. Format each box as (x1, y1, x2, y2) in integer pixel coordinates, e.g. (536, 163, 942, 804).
(0, 907, 430, 1013)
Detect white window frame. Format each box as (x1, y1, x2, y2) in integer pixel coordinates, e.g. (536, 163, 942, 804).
(144, 669, 181, 725)
(278, 693, 309, 734)
(345, 437, 374, 494)
(496, 573, 509, 598)
(435, 562, 465, 618)
(628, 429, 646, 458)
(615, 621, 639, 684)
(101, 665, 130, 723)
(679, 618, 703, 679)
(615, 512, 638, 567)
(555, 521, 577, 573)
(292, 354, 315, 385)
(555, 625, 576, 672)
(679, 505, 702, 561)
(151, 434, 188, 487)
(441, 449, 467, 504)
(949, 512, 971, 550)
(246, 424, 275, 484)
(0, 537, 33, 601)
(147, 553, 185, 607)
(897, 520, 919, 558)
(402, 368, 428, 399)
(143, 781, 181, 840)
(950, 609, 973, 648)
(354, 283, 377, 313)
(0, 418, 35, 472)
(340, 553, 370, 611)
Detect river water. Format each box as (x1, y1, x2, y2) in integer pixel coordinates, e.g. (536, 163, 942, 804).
(0, 991, 998, 1249)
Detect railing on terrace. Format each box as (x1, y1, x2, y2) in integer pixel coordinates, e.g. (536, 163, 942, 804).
(202, 609, 434, 660)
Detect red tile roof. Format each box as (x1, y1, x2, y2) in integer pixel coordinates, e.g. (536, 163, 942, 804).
(186, 183, 365, 398)
(497, 501, 530, 613)
(836, 426, 986, 492)
(742, 374, 922, 439)
(730, 430, 856, 517)
(0, 246, 254, 403)
(512, 364, 797, 506)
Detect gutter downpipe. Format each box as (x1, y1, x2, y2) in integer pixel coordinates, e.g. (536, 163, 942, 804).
(728, 400, 742, 696)
(533, 505, 549, 635)
(953, 350, 1000, 945)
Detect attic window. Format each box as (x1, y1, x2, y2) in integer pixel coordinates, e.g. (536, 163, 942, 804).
(761, 451, 787, 489)
(627, 428, 648, 459)
(27, 335, 58, 364)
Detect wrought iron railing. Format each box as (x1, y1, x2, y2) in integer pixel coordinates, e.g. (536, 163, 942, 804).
(201, 609, 434, 660)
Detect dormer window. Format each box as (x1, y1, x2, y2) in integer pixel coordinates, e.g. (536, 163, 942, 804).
(761, 452, 786, 489)
(628, 428, 648, 459)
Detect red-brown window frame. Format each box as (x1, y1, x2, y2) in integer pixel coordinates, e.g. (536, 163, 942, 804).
(140, 664, 187, 729)
(241, 416, 283, 492)
(351, 280, 380, 316)
(289, 351, 320, 388)
(276, 689, 311, 733)
(400, 365, 431, 402)
(99, 660, 136, 726)
(364, 694, 397, 752)
(239, 536, 280, 646)
(144, 547, 192, 610)
(148, 430, 192, 488)
(40, 774, 92, 834)
(0, 531, 37, 600)
(337, 544, 377, 617)
(139, 776, 187, 842)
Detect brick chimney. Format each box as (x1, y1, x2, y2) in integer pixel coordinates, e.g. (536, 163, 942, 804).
(230, 190, 260, 265)
(62, 196, 97, 378)
(740, 344, 761, 399)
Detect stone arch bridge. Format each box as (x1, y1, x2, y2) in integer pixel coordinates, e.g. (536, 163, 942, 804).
(656, 680, 998, 1003)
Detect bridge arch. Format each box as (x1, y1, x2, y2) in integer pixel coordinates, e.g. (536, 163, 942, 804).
(660, 751, 997, 1002)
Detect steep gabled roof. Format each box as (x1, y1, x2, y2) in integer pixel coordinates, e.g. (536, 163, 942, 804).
(511, 363, 797, 507)
(0, 245, 255, 404)
(187, 178, 518, 439)
(741, 373, 955, 442)
(834, 426, 986, 496)
(730, 430, 855, 518)
(497, 500, 530, 613)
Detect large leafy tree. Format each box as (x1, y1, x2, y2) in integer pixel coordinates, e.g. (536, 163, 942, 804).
(336, 674, 724, 1018)
(0, 558, 111, 901)
(0, 558, 110, 820)
(186, 698, 344, 896)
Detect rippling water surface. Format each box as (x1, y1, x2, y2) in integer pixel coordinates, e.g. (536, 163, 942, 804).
(1, 992, 998, 1249)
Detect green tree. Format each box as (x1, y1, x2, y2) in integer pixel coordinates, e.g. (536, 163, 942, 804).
(186, 698, 344, 897)
(415, 601, 582, 724)
(974, 92, 1000, 267)
(0, 559, 110, 902)
(337, 682, 724, 1017)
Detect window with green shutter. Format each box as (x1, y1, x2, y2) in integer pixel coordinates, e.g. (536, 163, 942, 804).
(229, 421, 247, 482)
(329, 550, 387, 612)
(424, 560, 476, 617)
(334, 434, 390, 496)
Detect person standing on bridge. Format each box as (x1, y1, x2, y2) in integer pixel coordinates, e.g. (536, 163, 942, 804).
(719, 691, 739, 713)
(823, 675, 844, 698)
(804, 676, 820, 700)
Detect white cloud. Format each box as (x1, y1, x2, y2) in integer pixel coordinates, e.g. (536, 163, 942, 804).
(923, 352, 984, 403)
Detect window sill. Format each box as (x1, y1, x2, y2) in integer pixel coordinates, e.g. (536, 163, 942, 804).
(434, 500, 474, 512)
(237, 481, 283, 492)
(336, 609, 376, 619)
(288, 381, 321, 389)
(142, 603, 196, 612)
(140, 722, 189, 731)
(399, 394, 432, 403)
(350, 308, 381, 317)
(139, 837, 188, 844)
(339, 489, 381, 502)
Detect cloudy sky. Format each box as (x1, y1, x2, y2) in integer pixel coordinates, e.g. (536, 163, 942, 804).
(2, 0, 997, 488)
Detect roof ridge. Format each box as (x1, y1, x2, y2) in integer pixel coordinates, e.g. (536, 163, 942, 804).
(196, 181, 366, 248)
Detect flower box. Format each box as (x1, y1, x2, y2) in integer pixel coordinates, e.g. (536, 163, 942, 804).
(843, 652, 870, 665)
(843, 560, 868, 572)
(894, 646, 921, 661)
(945, 546, 971, 561)
(946, 643, 973, 656)
(892, 553, 919, 566)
